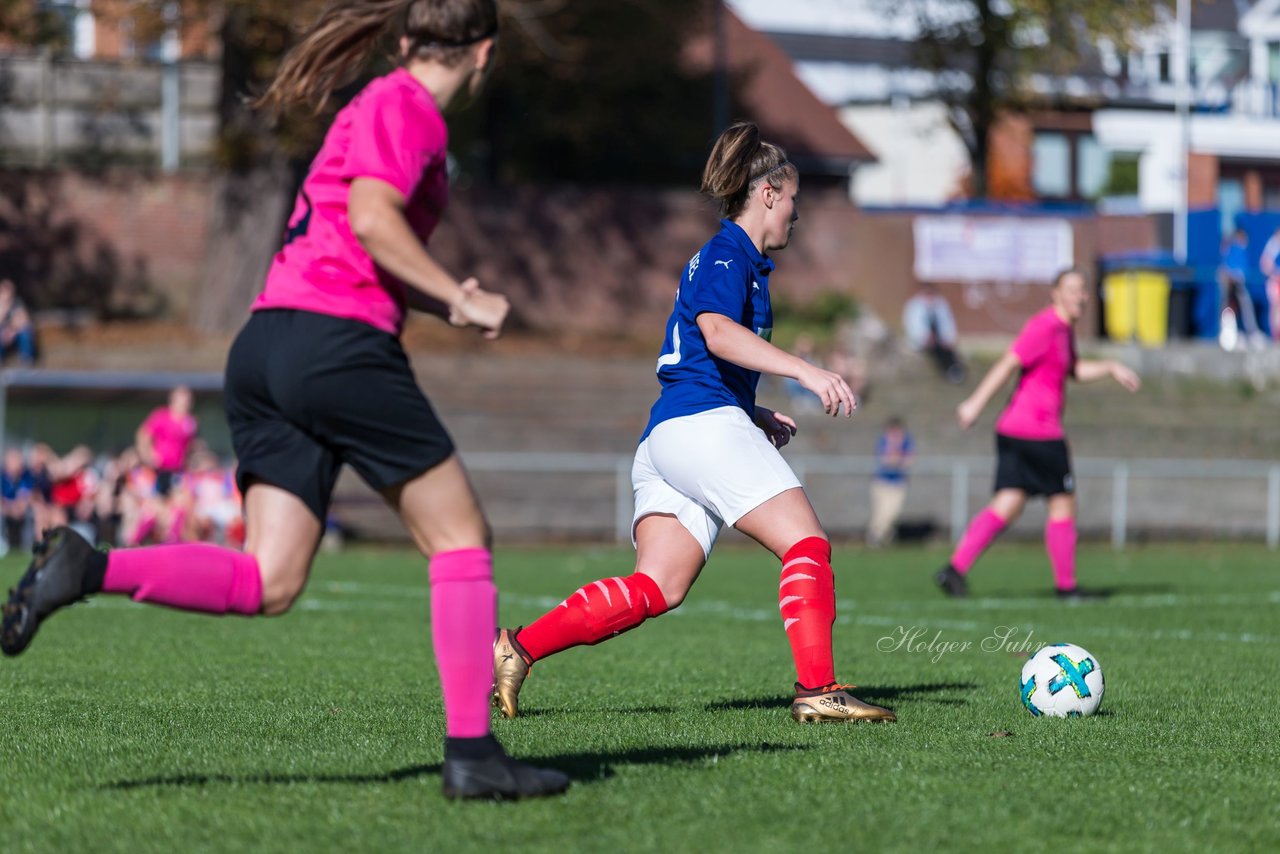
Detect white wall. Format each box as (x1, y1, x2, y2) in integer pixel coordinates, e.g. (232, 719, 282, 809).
(1094, 109, 1280, 212)
(840, 102, 969, 206)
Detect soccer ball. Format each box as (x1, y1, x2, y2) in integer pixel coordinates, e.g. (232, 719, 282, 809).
(1019, 643, 1104, 717)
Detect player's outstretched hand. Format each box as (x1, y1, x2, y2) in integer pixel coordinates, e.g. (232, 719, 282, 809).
(797, 364, 856, 417)
(755, 407, 798, 448)
(1111, 363, 1141, 392)
(956, 397, 982, 430)
(449, 278, 509, 339)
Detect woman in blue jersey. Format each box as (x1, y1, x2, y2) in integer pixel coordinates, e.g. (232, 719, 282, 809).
(492, 122, 896, 724)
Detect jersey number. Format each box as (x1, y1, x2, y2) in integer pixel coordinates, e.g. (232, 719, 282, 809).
(281, 190, 314, 249)
(655, 322, 682, 373)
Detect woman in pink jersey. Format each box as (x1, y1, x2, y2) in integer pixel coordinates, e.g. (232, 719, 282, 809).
(935, 268, 1140, 599)
(1, 0, 568, 801)
(136, 385, 198, 497)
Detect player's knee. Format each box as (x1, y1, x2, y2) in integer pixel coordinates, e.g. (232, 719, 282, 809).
(257, 563, 308, 616)
(655, 581, 687, 610)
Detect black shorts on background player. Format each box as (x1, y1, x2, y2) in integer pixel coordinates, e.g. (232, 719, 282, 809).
(993, 433, 1073, 497)
(224, 309, 455, 521)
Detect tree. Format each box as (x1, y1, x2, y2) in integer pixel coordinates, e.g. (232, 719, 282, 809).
(900, 0, 1167, 199)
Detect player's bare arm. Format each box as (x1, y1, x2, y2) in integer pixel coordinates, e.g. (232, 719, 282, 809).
(1075, 359, 1141, 391)
(957, 350, 1021, 429)
(697, 312, 854, 417)
(348, 178, 508, 337)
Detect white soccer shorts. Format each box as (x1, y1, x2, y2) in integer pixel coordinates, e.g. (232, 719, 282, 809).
(631, 405, 802, 558)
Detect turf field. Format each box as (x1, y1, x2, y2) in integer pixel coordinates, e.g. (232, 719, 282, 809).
(2, 543, 1277, 852)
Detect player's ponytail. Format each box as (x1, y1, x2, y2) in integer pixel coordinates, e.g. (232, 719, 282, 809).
(701, 121, 796, 219)
(255, 0, 498, 116)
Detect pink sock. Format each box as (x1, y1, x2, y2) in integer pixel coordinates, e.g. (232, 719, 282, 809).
(429, 548, 496, 739)
(951, 508, 1008, 574)
(1046, 518, 1078, 591)
(103, 544, 262, 614)
(129, 514, 157, 547)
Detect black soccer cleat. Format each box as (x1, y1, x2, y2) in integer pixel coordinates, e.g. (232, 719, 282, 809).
(935, 563, 969, 598)
(442, 737, 570, 801)
(2, 527, 106, 657)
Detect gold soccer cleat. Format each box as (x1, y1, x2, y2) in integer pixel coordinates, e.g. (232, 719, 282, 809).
(790, 683, 897, 723)
(492, 628, 531, 720)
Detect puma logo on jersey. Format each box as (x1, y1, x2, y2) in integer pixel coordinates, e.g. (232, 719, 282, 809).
(752, 281, 760, 291)
(714, 259, 733, 269)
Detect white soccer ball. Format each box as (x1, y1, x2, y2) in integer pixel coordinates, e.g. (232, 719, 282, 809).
(1019, 643, 1104, 718)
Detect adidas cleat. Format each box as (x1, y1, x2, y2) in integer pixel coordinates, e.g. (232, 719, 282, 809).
(442, 736, 569, 801)
(790, 683, 897, 723)
(492, 628, 531, 720)
(2, 526, 105, 657)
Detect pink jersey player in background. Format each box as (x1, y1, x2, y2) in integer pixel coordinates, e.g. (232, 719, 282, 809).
(2, 0, 567, 801)
(935, 268, 1141, 600)
(135, 385, 198, 496)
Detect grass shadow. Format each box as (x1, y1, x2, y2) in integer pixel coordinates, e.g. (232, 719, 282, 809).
(516, 704, 678, 719)
(706, 681, 979, 711)
(103, 742, 807, 791)
(975, 584, 1176, 601)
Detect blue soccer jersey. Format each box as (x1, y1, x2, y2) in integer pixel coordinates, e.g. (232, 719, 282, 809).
(641, 219, 775, 442)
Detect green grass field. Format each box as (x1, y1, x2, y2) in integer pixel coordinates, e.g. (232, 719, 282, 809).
(2, 543, 1277, 852)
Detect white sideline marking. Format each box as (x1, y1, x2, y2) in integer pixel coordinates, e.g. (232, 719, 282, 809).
(81, 582, 1280, 645)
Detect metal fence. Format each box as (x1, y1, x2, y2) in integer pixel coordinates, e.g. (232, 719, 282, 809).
(0, 53, 218, 169)
(461, 452, 1280, 549)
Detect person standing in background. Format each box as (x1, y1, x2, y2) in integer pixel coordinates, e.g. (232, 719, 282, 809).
(0, 279, 37, 366)
(1261, 225, 1280, 344)
(867, 417, 913, 548)
(1218, 228, 1266, 350)
(902, 282, 965, 383)
(135, 385, 198, 497)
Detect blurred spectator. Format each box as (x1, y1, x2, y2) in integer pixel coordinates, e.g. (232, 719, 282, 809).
(902, 283, 966, 383)
(136, 385, 199, 496)
(1, 447, 34, 553)
(826, 347, 869, 407)
(184, 449, 244, 547)
(782, 334, 825, 413)
(27, 443, 56, 536)
(1261, 225, 1280, 344)
(1218, 228, 1266, 350)
(867, 416, 914, 549)
(0, 440, 246, 551)
(0, 279, 37, 365)
(47, 445, 98, 543)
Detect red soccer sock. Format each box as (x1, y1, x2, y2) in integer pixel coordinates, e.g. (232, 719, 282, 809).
(779, 537, 836, 690)
(1046, 517, 1078, 591)
(515, 572, 669, 663)
(951, 508, 1009, 575)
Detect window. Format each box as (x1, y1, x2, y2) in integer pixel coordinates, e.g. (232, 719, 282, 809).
(1270, 43, 1280, 83)
(1218, 179, 1244, 238)
(1076, 135, 1111, 199)
(1032, 133, 1072, 198)
(1158, 52, 1172, 83)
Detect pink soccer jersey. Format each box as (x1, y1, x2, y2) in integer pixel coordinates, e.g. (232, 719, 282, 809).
(142, 407, 198, 471)
(994, 306, 1077, 441)
(253, 68, 450, 335)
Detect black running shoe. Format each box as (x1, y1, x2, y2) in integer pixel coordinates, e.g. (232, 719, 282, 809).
(2, 527, 106, 657)
(935, 564, 969, 598)
(442, 736, 570, 801)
